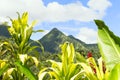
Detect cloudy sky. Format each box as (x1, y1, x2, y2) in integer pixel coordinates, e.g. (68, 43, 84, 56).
(0, 0, 119, 44)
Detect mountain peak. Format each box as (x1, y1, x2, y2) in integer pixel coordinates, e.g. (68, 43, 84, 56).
(48, 28, 65, 37)
(40, 28, 67, 53)
(51, 28, 59, 31)
(68, 35, 74, 38)
(50, 28, 61, 33)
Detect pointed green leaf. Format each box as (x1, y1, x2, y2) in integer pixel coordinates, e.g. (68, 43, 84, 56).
(33, 30, 44, 33)
(61, 42, 69, 75)
(98, 57, 104, 78)
(21, 12, 28, 25)
(95, 20, 120, 70)
(15, 61, 37, 80)
(68, 43, 75, 64)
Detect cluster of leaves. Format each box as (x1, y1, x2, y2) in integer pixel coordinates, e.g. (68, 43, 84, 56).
(95, 20, 120, 80)
(0, 12, 120, 80)
(0, 12, 42, 80)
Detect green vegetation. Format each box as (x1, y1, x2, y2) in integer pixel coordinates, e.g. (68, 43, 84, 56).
(39, 42, 82, 80)
(95, 20, 120, 80)
(0, 12, 120, 80)
(40, 28, 99, 54)
(0, 12, 40, 80)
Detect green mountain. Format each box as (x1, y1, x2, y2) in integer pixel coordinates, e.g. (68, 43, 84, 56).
(68, 35, 99, 52)
(40, 28, 99, 54)
(0, 25, 99, 57)
(0, 24, 11, 38)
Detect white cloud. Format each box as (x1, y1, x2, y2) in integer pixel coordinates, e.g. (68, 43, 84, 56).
(76, 27, 97, 44)
(58, 26, 79, 32)
(87, 0, 111, 12)
(0, 0, 111, 24)
(87, 0, 112, 17)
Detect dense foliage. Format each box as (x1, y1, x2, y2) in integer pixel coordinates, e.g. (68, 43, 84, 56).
(0, 12, 120, 80)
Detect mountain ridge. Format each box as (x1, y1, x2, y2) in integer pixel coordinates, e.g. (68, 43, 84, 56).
(39, 27, 99, 54)
(0, 25, 99, 56)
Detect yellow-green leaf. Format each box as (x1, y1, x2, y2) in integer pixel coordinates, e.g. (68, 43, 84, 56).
(31, 57, 39, 67)
(18, 54, 28, 65)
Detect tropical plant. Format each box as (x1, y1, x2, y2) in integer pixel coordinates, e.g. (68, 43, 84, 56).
(38, 42, 82, 80)
(0, 12, 43, 80)
(78, 57, 109, 80)
(94, 20, 120, 80)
